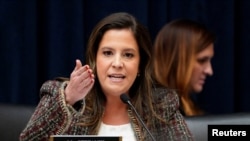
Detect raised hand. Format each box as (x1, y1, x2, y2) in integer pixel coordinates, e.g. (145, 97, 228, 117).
(64, 59, 95, 105)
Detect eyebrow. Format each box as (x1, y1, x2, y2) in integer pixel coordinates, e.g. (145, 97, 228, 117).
(100, 47, 137, 52)
(123, 48, 137, 52)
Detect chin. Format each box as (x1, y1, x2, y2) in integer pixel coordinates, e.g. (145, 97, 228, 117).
(194, 86, 203, 93)
(196, 88, 203, 93)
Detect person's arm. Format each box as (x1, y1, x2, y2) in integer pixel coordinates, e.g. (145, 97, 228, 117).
(19, 80, 85, 141)
(154, 87, 194, 141)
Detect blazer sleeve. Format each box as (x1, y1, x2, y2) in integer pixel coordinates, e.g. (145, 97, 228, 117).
(19, 80, 85, 141)
(153, 87, 194, 141)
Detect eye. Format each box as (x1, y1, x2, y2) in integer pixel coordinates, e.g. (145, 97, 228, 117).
(103, 51, 113, 56)
(124, 52, 134, 58)
(197, 57, 209, 64)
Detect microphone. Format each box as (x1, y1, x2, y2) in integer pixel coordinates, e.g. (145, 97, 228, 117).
(120, 94, 156, 141)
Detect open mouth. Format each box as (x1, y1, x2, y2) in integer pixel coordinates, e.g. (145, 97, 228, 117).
(108, 74, 126, 79)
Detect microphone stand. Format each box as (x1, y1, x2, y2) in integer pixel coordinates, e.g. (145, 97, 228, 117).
(120, 94, 156, 141)
(127, 101, 156, 141)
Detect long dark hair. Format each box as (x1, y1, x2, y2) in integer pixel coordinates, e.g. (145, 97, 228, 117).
(82, 12, 155, 134)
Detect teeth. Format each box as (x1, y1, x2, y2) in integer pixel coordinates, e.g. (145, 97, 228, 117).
(111, 76, 123, 78)
(108, 75, 125, 78)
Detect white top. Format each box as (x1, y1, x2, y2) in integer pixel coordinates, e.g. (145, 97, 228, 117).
(97, 122, 137, 141)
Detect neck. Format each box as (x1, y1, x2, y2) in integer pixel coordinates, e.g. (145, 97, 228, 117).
(102, 99, 129, 125)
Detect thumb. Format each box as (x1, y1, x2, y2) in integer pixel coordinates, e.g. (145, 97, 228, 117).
(74, 59, 82, 70)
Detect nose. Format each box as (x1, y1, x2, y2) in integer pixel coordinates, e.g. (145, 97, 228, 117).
(112, 55, 123, 68)
(204, 62, 213, 76)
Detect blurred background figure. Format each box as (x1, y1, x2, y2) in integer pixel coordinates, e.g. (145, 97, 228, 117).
(153, 19, 216, 116)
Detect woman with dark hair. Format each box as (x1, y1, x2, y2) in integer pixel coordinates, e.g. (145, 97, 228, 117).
(20, 13, 193, 141)
(153, 19, 216, 116)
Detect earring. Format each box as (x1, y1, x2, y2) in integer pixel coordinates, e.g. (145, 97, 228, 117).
(137, 73, 140, 77)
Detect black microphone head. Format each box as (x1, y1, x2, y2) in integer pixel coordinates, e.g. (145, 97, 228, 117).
(120, 94, 130, 104)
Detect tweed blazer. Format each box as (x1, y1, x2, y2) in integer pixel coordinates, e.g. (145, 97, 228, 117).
(19, 80, 193, 141)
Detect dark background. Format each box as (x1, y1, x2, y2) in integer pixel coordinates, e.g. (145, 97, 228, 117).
(0, 0, 249, 115)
